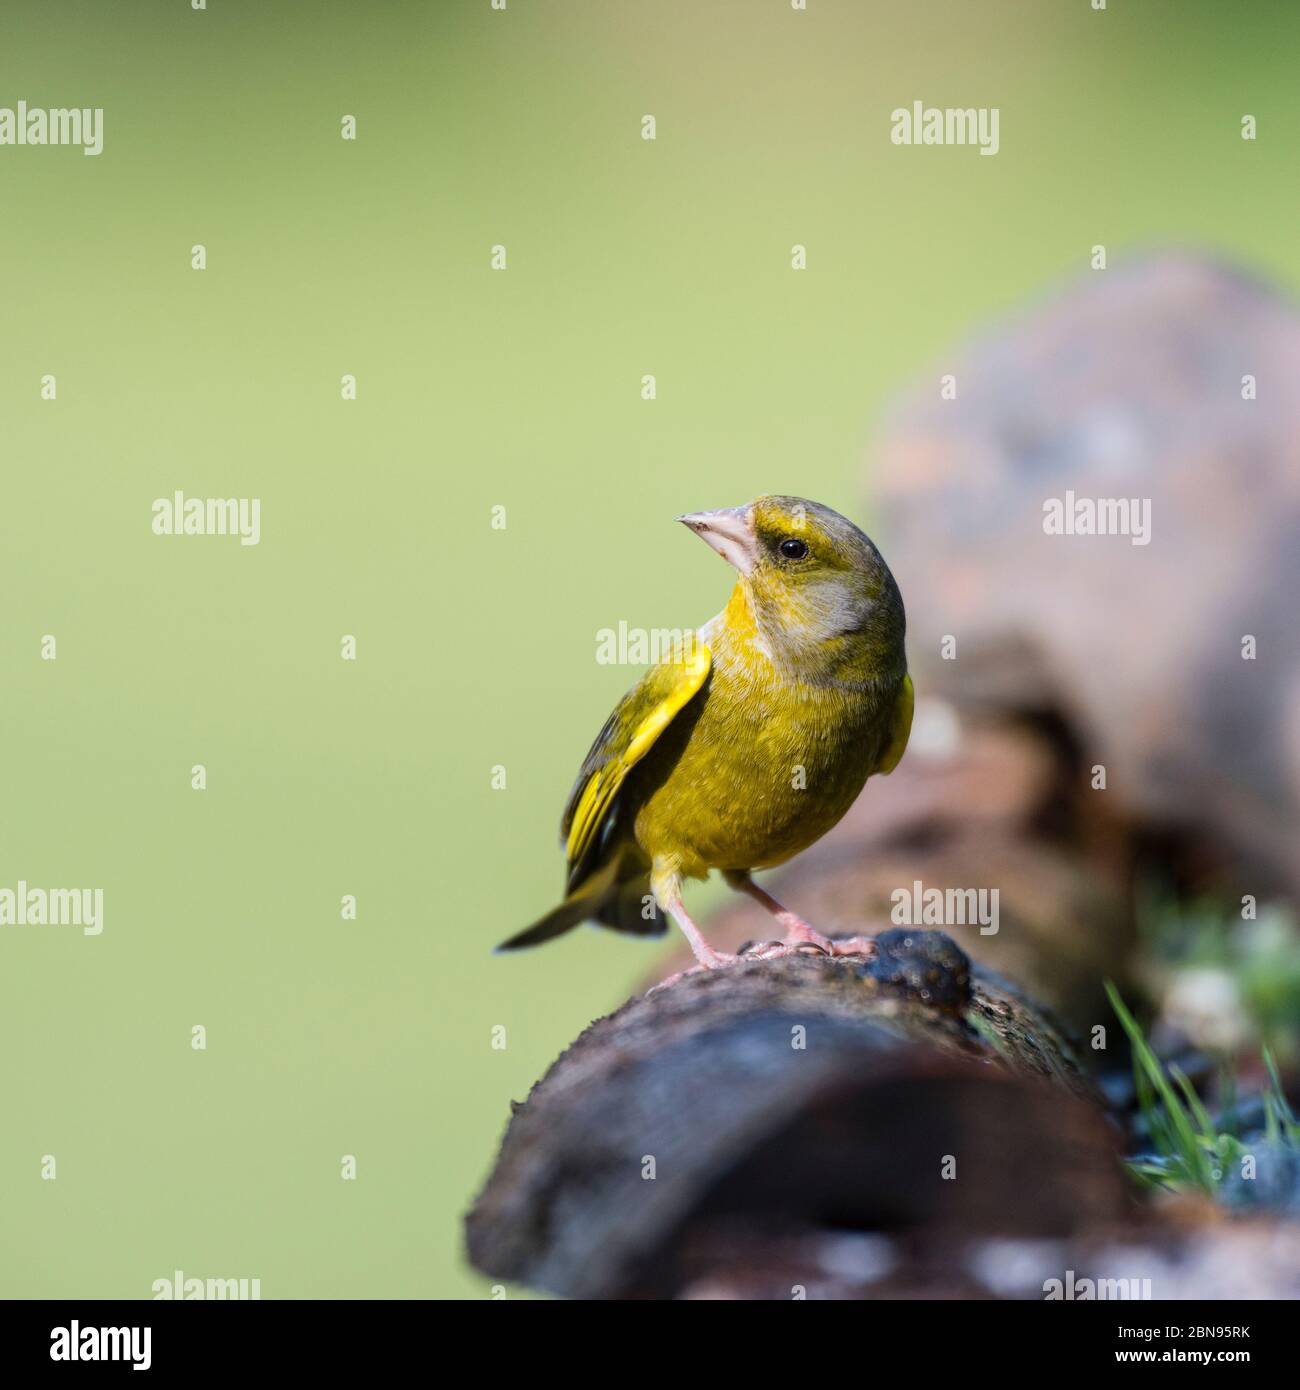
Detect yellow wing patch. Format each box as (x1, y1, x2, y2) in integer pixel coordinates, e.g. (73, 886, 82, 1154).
(564, 642, 711, 866)
(874, 672, 914, 775)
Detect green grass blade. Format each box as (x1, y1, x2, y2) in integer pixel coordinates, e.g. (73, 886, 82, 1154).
(1106, 980, 1215, 1192)
(1170, 1063, 1216, 1139)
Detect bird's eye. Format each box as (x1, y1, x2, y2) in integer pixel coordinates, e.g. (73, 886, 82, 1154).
(779, 537, 809, 560)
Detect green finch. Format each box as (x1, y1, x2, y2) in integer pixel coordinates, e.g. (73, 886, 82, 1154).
(499, 496, 913, 970)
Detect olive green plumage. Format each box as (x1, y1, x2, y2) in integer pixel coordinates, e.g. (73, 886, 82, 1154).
(499, 496, 912, 952)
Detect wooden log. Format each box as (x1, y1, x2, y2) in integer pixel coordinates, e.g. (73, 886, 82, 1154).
(466, 930, 1131, 1299)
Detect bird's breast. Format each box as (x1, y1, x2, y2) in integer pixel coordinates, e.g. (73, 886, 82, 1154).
(632, 643, 888, 877)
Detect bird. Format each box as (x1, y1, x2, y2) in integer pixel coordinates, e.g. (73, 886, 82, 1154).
(498, 495, 913, 973)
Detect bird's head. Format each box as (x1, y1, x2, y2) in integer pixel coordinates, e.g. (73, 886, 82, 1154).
(677, 495, 905, 678)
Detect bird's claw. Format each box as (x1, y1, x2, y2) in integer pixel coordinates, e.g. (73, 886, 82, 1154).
(647, 932, 875, 995)
(738, 937, 832, 960)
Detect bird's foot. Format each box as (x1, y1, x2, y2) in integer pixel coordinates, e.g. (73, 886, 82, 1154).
(647, 950, 744, 994)
(648, 939, 826, 993)
(774, 916, 877, 959)
(722, 875, 877, 960)
(737, 936, 836, 960)
(823, 934, 877, 958)
(647, 931, 876, 995)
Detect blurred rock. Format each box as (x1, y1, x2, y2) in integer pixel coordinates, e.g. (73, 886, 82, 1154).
(872, 253, 1300, 900)
(675, 1224, 1300, 1300)
(1218, 1140, 1300, 1216)
(1160, 965, 1252, 1054)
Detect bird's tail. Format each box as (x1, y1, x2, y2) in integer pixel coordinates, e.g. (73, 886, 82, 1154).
(496, 854, 664, 952)
(496, 893, 595, 952)
(593, 874, 666, 937)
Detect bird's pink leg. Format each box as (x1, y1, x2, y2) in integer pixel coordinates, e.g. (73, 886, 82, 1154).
(647, 866, 741, 991)
(665, 898, 736, 970)
(724, 872, 875, 958)
(647, 866, 873, 996)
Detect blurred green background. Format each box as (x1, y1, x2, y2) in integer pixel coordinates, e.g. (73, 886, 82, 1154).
(2, 0, 1298, 1298)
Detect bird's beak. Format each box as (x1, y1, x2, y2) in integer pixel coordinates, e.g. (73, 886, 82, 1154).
(676, 506, 757, 575)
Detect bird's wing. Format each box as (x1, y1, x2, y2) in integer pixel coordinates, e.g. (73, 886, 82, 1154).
(561, 639, 712, 887)
(873, 672, 914, 775)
